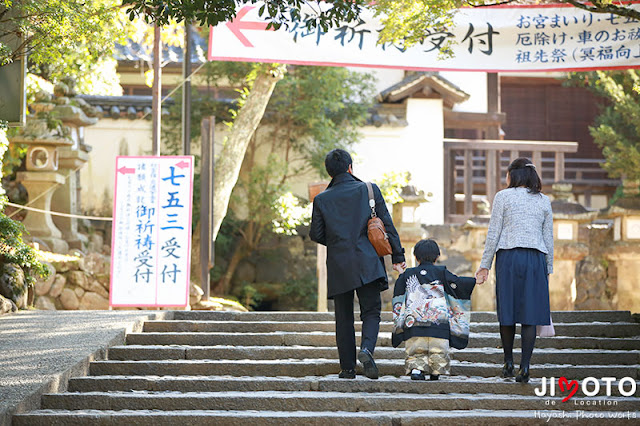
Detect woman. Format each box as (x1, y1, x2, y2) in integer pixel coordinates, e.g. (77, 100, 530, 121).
(475, 157, 553, 383)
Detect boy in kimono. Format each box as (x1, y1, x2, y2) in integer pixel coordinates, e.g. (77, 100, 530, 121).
(392, 239, 476, 381)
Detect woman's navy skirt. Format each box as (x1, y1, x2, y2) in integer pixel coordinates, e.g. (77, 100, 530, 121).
(495, 248, 551, 326)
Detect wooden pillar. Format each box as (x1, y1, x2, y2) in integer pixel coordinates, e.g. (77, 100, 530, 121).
(486, 73, 501, 140)
(443, 147, 452, 221)
(555, 152, 565, 182)
(151, 24, 161, 156)
(200, 117, 215, 301)
(182, 21, 192, 156)
(317, 245, 328, 312)
(486, 149, 498, 203)
(464, 149, 473, 216)
(532, 150, 542, 172)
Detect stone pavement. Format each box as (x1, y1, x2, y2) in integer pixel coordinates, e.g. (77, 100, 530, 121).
(0, 310, 172, 426)
(9, 310, 640, 425)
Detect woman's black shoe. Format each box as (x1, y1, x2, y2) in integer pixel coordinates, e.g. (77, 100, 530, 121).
(502, 360, 515, 378)
(515, 366, 530, 383)
(429, 374, 440, 381)
(339, 369, 356, 379)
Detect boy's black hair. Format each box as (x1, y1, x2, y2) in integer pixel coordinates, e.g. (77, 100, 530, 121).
(324, 149, 352, 178)
(414, 239, 440, 264)
(508, 157, 542, 194)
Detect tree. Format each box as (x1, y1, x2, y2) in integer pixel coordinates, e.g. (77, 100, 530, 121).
(123, 0, 368, 29)
(213, 65, 375, 294)
(122, 0, 640, 50)
(212, 63, 286, 241)
(163, 63, 375, 295)
(567, 71, 640, 182)
(374, 1, 640, 48)
(1, 0, 131, 94)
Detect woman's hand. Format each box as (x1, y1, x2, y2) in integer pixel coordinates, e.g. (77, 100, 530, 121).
(393, 262, 407, 273)
(475, 267, 489, 285)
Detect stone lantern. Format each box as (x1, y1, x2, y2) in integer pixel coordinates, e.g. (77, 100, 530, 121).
(602, 185, 640, 313)
(550, 183, 594, 311)
(12, 93, 73, 252)
(49, 81, 98, 249)
(392, 185, 428, 268)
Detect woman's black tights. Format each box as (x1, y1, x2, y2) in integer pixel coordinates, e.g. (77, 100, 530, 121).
(500, 324, 536, 368)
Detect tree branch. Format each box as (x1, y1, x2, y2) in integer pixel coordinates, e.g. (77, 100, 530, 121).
(470, 0, 519, 8)
(560, 0, 640, 21)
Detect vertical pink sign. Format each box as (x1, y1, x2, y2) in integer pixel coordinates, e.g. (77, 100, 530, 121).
(110, 156, 194, 308)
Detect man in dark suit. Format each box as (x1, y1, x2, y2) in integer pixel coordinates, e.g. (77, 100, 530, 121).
(310, 149, 406, 379)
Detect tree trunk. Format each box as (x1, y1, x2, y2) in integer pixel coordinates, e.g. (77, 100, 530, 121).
(215, 240, 246, 296)
(212, 64, 286, 242)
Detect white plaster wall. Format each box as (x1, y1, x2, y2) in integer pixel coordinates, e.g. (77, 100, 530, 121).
(439, 71, 487, 113)
(352, 98, 444, 225)
(349, 67, 405, 95)
(81, 119, 152, 215)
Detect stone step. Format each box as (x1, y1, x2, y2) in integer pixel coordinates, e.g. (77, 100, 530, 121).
(125, 332, 640, 350)
(89, 359, 640, 380)
(66, 375, 640, 397)
(172, 310, 633, 323)
(13, 409, 640, 426)
(143, 320, 640, 337)
(108, 345, 640, 365)
(40, 391, 640, 412)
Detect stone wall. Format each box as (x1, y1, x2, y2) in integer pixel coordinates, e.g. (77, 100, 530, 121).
(34, 252, 110, 311)
(420, 218, 638, 313)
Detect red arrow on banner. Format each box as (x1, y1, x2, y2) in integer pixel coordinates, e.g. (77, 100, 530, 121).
(117, 166, 135, 175)
(175, 160, 190, 169)
(226, 6, 273, 48)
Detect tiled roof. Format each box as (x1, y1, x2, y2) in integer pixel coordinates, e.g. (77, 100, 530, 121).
(115, 31, 207, 64)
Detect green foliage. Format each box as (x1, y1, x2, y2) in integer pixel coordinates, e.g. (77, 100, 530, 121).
(0, 123, 49, 288)
(374, 1, 640, 52)
(265, 66, 376, 176)
(1, 0, 130, 95)
(123, 0, 367, 30)
(374, 171, 410, 205)
(232, 154, 294, 235)
(272, 192, 311, 236)
(567, 71, 640, 181)
(0, 200, 50, 287)
(162, 62, 373, 302)
(0, 121, 8, 189)
(280, 271, 317, 311)
(374, 0, 469, 53)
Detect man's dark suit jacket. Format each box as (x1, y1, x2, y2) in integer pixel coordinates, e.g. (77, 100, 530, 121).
(309, 172, 405, 298)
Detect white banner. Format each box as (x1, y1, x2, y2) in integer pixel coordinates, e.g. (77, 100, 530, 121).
(208, 3, 640, 71)
(110, 156, 194, 308)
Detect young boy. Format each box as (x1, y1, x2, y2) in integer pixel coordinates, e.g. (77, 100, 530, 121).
(392, 239, 476, 381)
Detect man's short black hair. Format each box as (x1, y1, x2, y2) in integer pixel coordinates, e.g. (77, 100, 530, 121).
(414, 239, 440, 264)
(324, 149, 352, 178)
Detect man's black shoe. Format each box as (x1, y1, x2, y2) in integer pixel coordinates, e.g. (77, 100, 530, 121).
(338, 369, 356, 379)
(430, 374, 440, 381)
(410, 370, 426, 381)
(357, 348, 379, 379)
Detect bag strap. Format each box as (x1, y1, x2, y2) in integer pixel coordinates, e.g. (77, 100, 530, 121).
(365, 182, 377, 218)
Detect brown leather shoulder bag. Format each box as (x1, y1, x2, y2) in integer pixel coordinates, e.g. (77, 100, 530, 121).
(365, 182, 392, 257)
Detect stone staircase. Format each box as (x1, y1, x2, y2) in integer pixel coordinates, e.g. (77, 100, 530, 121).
(13, 310, 640, 425)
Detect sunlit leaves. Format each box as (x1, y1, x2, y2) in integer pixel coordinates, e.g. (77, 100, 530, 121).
(568, 71, 640, 181)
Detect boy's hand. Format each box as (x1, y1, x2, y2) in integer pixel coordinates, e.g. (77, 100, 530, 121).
(475, 267, 489, 285)
(393, 262, 406, 273)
